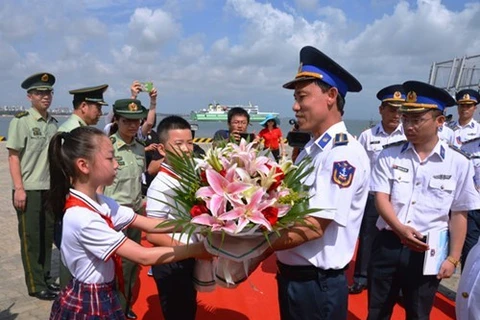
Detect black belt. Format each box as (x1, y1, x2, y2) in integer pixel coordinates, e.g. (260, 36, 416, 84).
(277, 261, 347, 281)
(379, 229, 426, 243)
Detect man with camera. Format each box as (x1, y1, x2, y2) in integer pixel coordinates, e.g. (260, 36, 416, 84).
(212, 107, 252, 145)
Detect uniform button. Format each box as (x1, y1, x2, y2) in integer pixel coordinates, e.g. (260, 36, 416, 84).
(462, 292, 469, 298)
(411, 201, 416, 205)
(416, 182, 421, 186)
(440, 186, 444, 190)
(407, 220, 411, 224)
(398, 177, 402, 181)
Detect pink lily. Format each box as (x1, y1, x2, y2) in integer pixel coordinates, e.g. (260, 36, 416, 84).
(196, 167, 251, 211)
(191, 197, 237, 233)
(219, 188, 276, 233)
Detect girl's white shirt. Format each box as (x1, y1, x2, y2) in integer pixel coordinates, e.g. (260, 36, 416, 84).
(61, 189, 136, 283)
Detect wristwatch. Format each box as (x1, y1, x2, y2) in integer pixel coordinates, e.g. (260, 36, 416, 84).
(446, 256, 459, 267)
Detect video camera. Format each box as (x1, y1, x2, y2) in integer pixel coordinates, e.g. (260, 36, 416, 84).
(287, 119, 310, 148)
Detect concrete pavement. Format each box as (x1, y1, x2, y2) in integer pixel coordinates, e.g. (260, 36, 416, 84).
(0, 142, 58, 319)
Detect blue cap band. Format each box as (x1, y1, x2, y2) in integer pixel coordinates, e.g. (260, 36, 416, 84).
(380, 93, 406, 101)
(405, 95, 446, 111)
(298, 65, 348, 97)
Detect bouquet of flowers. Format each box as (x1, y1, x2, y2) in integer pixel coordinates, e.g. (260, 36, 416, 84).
(155, 139, 318, 290)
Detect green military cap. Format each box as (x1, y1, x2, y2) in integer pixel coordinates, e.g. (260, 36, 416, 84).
(113, 98, 148, 119)
(21, 72, 55, 91)
(69, 84, 109, 105)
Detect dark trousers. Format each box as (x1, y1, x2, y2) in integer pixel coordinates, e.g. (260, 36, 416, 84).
(276, 261, 348, 320)
(152, 258, 197, 320)
(14, 190, 55, 294)
(353, 194, 379, 285)
(367, 230, 441, 320)
(461, 209, 480, 271)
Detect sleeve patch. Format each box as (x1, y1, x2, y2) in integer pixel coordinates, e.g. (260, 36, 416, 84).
(331, 161, 356, 188)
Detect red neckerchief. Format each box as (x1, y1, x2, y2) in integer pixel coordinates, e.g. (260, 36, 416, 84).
(159, 164, 180, 180)
(64, 194, 125, 295)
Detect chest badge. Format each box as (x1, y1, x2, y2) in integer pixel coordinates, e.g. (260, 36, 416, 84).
(32, 127, 41, 136)
(332, 161, 356, 188)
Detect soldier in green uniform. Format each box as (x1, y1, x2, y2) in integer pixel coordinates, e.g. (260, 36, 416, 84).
(58, 84, 109, 132)
(102, 98, 148, 320)
(7, 72, 59, 300)
(57, 84, 109, 289)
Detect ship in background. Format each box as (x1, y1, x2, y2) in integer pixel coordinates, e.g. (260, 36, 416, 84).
(190, 102, 279, 122)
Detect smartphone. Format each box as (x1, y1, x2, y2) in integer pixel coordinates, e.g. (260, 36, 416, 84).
(286, 131, 311, 148)
(140, 82, 153, 93)
(239, 133, 256, 141)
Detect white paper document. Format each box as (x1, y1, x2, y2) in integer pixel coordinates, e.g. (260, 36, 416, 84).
(423, 228, 449, 276)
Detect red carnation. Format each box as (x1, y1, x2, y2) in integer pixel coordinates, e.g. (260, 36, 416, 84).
(190, 204, 209, 217)
(200, 170, 207, 184)
(261, 207, 279, 226)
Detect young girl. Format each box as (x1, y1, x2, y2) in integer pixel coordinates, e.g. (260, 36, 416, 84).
(48, 126, 209, 320)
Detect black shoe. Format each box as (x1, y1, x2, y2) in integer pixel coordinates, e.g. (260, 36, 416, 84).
(29, 290, 58, 301)
(47, 283, 60, 293)
(348, 283, 367, 294)
(126, 310, 137, 319)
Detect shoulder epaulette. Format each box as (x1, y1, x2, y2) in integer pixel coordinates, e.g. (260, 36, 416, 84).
(110, 136, 116, 144)
(14, 111, 29, 118)
(333, 133, 348, 147)
(462, 136, 480, 145)
(135, 138, 145, 146)
(51, 116, 58, 123)
(448, 144, 470, 159)
(382, 140, 407, 149)
(447, 122, 456, 130)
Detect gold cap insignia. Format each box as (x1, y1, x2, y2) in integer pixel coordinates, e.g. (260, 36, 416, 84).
(128, 102, 138, 111)
(407, 91, 417, 103)
(462, 292, 469, 298)
(41, 74, 49, 82)
(393, 91, 402, 99)
(463, 93, 471, 100)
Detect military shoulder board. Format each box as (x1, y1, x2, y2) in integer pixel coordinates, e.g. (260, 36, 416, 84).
(51, 116, 58, 123)
(463, 136, 480, 145)
(333, 133, 348, 147)
(448, 144, 470, 159)
(382, 140, 407, 149)
(135, 138, 146, 146)
(14, 111, 29, 118)
(110, 136, 117, 144)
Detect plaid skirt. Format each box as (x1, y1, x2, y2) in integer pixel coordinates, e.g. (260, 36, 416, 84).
(49, 279, 125, 320)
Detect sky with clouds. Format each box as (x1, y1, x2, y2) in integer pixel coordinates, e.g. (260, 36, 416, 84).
(1, 0, 480, 120)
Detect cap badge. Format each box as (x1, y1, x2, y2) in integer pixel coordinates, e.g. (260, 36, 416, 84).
(407, 91, 417, 103)
(393, 91, 402, 99)
(128, 102, 138, 111)
(463, 93, 470, 100)
(297, 62, 303, 73)
(41, 74, 49, 82)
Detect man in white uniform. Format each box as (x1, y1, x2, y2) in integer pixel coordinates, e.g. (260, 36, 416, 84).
(349, 84, 406, 294)
(261, 46, 370, 320)
(458, 90, 480, 271)
(450, 89, 480, 146)
(368, 81, 480, 320)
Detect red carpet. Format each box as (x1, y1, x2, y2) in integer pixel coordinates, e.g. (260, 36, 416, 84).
(132, 236, 456, 319)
